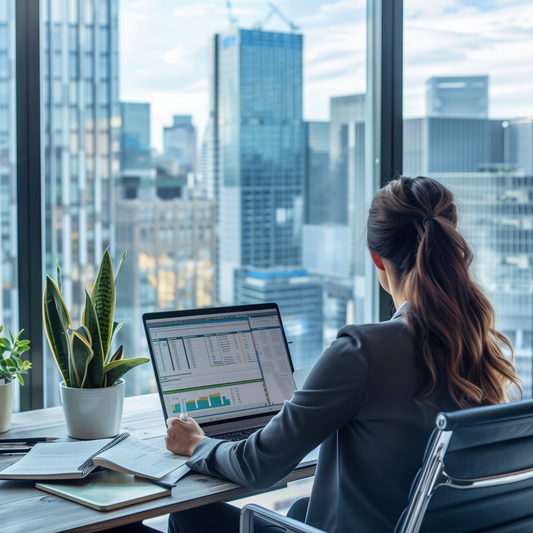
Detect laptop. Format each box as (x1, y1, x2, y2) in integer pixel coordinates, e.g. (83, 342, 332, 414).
(142, 303, 298, 441)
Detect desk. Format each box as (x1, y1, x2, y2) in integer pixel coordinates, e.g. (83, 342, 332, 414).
(0, 394, 315, 533)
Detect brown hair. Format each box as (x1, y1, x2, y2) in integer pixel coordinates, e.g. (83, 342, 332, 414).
(367, 176, 521, 409)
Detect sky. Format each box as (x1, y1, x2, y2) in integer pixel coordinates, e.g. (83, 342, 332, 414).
(119, 0, 533, 152)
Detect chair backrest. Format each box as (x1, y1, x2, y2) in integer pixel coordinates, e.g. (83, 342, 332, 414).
(395, 399, 533, 533)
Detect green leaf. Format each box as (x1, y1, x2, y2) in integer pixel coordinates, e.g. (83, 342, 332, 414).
(43, 275, 72, 387)
(82, 290, 105, 388)
(8, 330, 13, 343)
(103, 356, 149, 387)
(69, 327, 94, 388)
(109, 345, 124, 364)
(89, 249, 116, 362)
(108, 321, 126, 361)
(114, 250, 127, 285)
(17, 373, 24, 386)
(57, 263, 62, 294)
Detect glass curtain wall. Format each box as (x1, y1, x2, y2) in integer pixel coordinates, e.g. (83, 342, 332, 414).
(403, 0, 533, 396)
(0, 0, 18, 408)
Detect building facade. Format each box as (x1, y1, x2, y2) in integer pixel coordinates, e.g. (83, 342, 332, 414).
(213, 29, 305, 304)
(234, 267, 323, 369)
(0, 0, 17, 334)
(115, 195, 216, 395)
(304, 121, 329, 225)
(163, 115, 197, 178)
(42, 0, 120, 404)
(120, 102, 151, 174)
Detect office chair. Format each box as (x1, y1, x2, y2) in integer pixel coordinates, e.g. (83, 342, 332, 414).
(240, 399, 533, 533)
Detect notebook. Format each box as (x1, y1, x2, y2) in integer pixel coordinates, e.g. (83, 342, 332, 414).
(36, 470, 172, 511)
(0, 432, 188, 481)
(143, 303, 298, 439)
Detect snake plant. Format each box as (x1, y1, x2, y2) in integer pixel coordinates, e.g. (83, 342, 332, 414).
(43, 249, 149, 388)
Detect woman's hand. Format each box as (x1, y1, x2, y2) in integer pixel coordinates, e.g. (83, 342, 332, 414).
(165, 417, 207, 456)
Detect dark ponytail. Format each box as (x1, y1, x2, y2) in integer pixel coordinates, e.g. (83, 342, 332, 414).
(368, 176, 521, 408)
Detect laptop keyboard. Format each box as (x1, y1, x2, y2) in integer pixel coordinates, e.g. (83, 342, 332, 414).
(210, 428, 259, 442)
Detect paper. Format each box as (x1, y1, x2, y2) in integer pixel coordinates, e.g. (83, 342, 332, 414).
(94, 435, 188, 479)
(0, 439, 112, 477)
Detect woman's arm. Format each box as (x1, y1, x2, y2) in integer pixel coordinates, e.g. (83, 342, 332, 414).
(166, 326, 370, 489)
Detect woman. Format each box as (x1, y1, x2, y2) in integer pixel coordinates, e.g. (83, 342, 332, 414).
(165, 176, 521, 533)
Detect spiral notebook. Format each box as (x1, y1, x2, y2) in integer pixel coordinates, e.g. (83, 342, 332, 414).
(0, 432, 188, 481)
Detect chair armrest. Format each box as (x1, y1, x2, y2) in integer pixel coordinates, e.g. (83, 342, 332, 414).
(240, 504, 327, 533)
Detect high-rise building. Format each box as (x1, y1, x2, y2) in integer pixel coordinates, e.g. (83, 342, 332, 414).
(329, 94, 365, 226)
(508, 118, 533, 176)
(0, 1, 17, 334)
(120, 102, 151, 173)
(42, 0, 120, 403)
(234, 267, 323, 368)
(163, 115, 197, 178)
(426, 76, 489, 119)
(211, 29, 305, 304)
(305, 121, 329, 225)
(115, 193, 216, 395)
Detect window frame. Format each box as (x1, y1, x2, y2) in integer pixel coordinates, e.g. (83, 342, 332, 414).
(14, 0, 404, 409)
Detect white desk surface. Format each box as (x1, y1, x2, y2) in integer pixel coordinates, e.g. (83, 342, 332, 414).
(0, 394, 315, 533)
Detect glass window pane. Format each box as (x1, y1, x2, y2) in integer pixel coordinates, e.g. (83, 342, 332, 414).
(403, 0, 533, 396)
(0, 0, 18, 409)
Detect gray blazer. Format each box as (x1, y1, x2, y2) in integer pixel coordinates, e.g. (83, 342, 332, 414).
(187, 308, 441, 533)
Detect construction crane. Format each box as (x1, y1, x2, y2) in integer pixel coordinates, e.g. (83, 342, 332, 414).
(226, 1, 238, 27)
(253, 2, 300, 32)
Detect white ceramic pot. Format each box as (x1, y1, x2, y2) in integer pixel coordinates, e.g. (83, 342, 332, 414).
(59, 379, 125, 440)
(0, 380, 14, 434)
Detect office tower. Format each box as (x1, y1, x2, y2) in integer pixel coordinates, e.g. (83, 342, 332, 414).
(212, 29, 305, 304)
(305, 121, 330, 225)
(115, 193, 216, 395)
(120, 102, 151, 174)
(163, 115, 197, 178)
(201, 35, 219, 201)
(508, 118, 533, 176)
(403, 117, 492, 175)
(42, 0, 120, 403)
(426, 76, 489, 119)
(0, 0, 16, 333)
(329, 94, 365, 226)
(234, 267, 323, 368)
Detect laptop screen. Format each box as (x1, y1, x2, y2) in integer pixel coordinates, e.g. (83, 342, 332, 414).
(144, 306, 297, 426)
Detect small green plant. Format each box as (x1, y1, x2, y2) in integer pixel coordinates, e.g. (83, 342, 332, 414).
(43, 249, 149, 388)
(0, 327, 31, 385)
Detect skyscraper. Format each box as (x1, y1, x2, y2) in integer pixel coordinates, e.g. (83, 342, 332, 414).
(42, 0, 120, 403)
(163, 115, 197, 178)
(212, 29, 305, 304)
(304, 121, 329, 225)
(0, 0, 17, 334)
(120, 102, 151, 174)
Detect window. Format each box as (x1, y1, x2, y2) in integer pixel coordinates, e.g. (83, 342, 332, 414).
(404, 0, 533, 396)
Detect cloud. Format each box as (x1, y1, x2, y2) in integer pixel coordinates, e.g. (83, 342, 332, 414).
(298, 0, 365, 24)
(162, 47, 191, 67)
(173, 4, 216, 18)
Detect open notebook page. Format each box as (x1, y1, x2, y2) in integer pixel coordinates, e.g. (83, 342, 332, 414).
(93, 435, 188, 480)
(0, 439, 112, 477)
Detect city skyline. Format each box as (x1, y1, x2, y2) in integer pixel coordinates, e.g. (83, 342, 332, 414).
(119, 0, 533, 152)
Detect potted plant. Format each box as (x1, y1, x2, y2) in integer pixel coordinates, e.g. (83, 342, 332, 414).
(0, 327, 31, 433)
(43, 249, 149, 439)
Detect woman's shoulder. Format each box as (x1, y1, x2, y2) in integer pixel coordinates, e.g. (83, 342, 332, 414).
(337, 315, 411, 346)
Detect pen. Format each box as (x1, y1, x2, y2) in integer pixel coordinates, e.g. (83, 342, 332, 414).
(180, 398, 188, 422)
(0, 437, 59, 445)
(0, 447, 32, 454)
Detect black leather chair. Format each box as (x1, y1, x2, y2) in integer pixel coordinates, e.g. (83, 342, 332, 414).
(240, 399, 533, 533)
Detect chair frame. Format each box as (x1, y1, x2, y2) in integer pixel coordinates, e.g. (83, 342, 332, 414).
(240, 411, 533, 533)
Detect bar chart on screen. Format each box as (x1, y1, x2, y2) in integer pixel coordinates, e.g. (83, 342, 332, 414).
(165, 380, 269, 417)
